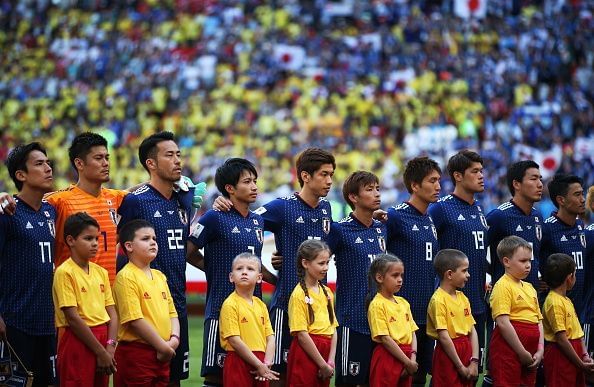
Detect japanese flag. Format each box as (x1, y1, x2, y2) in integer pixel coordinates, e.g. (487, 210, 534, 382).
(454, 0, 488, 19)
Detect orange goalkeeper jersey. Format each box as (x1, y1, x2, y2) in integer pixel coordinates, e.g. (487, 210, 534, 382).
(45, 185, 127, 283)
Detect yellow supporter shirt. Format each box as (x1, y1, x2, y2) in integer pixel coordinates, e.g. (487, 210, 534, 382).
(219, 291, 274, 352)
(490, 273, 542, 323)
(53, 258, 114, 328)
(288, 284, 338, 336)
(113, 263, 178, 343)
(543, 291, 584, 342)
(45, 185, 127, 284)
(368, 293, 418, 345)
(427, 287, 475, 340)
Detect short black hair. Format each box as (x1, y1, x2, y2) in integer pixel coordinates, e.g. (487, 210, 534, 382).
(547, 174, 584, 208)
(506, 160, 540, 196)
(434, 249, 468, 279)
(118, 219, 155, 256)
(295, 148, 335, 187)
(342, 171, 379, 209)
(214, 158, 258, 198)
(403, 156, 441, 194)
(5, 142, 47, 191)
(68, 132, 108, 170)
(447, 150, 483, 185)
(138, 131, 176, 173)
(64, 212, 100, 240)
(542, 253, 576, 289)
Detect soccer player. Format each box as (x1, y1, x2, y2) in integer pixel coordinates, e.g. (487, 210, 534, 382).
(0, 143, 57, 385)
(45, 132, 127, 283)
(385, 156, 441, 387)
(429, 150, 489, 367)
(486, 160, 544, 288)
(186, 158, 275, 386)
(583, 186, 594, 371)
(540, 174, 588, 321)
(326, 171, 387, 386)
(117, 132, 194, 384)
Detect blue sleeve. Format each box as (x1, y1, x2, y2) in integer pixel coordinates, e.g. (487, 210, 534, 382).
(326, 222, 342, 254)
(486, 209, 502, 272)
(187, 210, 218, 249)
(117, 194, 139, 231)
(386, 207, 401, 240)
(0, 215, 11, 264)
(256, 199, 282, 233)
(428, 202, 445, 234)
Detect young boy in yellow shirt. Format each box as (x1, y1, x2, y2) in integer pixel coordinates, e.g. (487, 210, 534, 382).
(219, 253, 278, 386)
(427, 249, 479, 386)
(52, 212, 118, 386)
(113, 219, 179, 386)
(542, 253, 594, 386)
(489, 235, 544, 386)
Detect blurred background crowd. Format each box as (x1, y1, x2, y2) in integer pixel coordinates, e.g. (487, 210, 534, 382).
(0, 0, 592, 219)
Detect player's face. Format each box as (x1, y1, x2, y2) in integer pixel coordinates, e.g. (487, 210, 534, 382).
(413, 170, 441, 204)
(461, 162, 484, 193)
(353, 183, 381, 211)
(302, 250, 331, 281)
(559, 182, 585, 216)
(79, 146, 110, 183)
(229, 258, 262, 287)
(450, 258, 470, 289)
(379, 262, 404, 294)
(229, 170, 258, 204)
(504, 247, 532, 280)
(515, 168, 543, 203)
(303, 164, 334, 198)
(68, 225, 100, 261)
(18, 150, 53, 192)
(126, 227, 158, 262)
(153, 140, 182, 182)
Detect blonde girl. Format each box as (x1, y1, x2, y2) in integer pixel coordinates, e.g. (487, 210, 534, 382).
(286, 240, 338, 386)
(367, 254, 418, 387)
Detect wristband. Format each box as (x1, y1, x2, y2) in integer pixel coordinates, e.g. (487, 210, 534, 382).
(106, 339, 118, 348)
(327, 360, 335, 368)
(170, 334, 180, 341)
(470, 357, 479, 364)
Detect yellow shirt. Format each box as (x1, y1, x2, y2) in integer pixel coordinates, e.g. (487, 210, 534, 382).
(288, 284, 338, 336)
(368, 294, 418, 345)
(427, 288, 475, 339)
(543, 291, 584, 341)
(46, 185, 127, 284)
(113, 263, 178, 342)
(52, 258, 114, 327)
(490, 273, 542, 323)
(219, 291, 274, 352)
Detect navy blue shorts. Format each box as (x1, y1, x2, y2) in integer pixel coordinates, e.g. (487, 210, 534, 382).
(414, 325, 434, 383)
(200, 318, 226, 378)
(335, 326, 374, 385)
(270, 308, 292, 373)
(169, 314, 190, 381)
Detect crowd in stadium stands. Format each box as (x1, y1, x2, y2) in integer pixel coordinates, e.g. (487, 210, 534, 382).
(0, 0, 592, 218)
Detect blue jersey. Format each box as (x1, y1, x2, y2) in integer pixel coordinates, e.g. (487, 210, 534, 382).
(0, 197, 56, 335)
(540, 214, 588, 320)
(429, 194, 489, 316)
(188, 208, 264, 320)
(254, 194, 332, 312)
(486, 200, 544, 287)
(327, 213, 387, 335)
(386, 202, 438, 325)
(118, 185, 192, 315)
(584, 224, 594, 324)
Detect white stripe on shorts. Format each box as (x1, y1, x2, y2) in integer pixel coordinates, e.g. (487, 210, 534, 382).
(341, 327, 350, 376)
(274, 309, 284, 364)
(206, 320, 218, 367)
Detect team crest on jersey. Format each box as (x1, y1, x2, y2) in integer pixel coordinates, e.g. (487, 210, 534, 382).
(431, 225, 437, 240)
(216, 353, 226, 368)
(256, 228, 264, 244)
(109, 208, 118, 225)
(580, 233, 587, 248)
(47, 220, 56, 238)
(322, 217, 331, 234)
(349, 361, 361, 376)
(283, 349, 289, 363)
(178, 209, 188, 225)
(480, 214, 488, 229)
(535, 224, 542, 241)
(378, 236, 386, 252)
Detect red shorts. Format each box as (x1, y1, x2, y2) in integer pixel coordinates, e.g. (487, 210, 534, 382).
(287, 334, 332, 387)
(223, 351, 268, 387)
(432, 335, 475, 387)
(114, 341, 170, 386)
(369, 343, 412, 387)
(544, 339, 586, 387)
(489, 321, 540, 387)
(57, 324, 109, 387)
